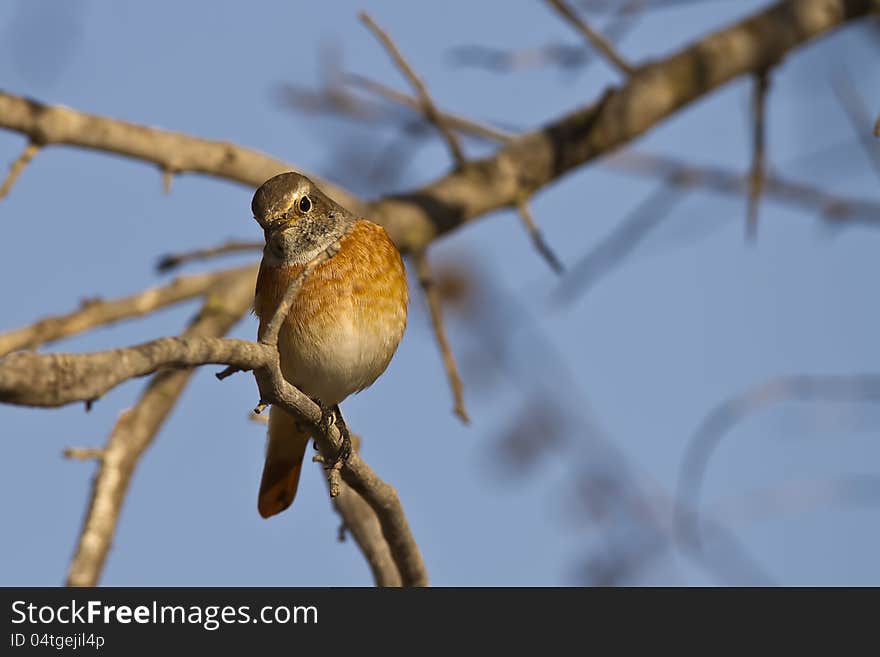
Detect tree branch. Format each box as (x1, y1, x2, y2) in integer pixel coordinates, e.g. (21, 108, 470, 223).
(156, 241, 262, 273)
(0, 92, 359, 211)
(359, 12, 467, 167)
(546, 0, 635, 76)
(415, 251, 469, 424)
(605, 150, 880, 225)
(516, 200, 565, 275)
(0, 140, 41, 200)
(327, 434, 402, 587)
(746, 70, 770, 241)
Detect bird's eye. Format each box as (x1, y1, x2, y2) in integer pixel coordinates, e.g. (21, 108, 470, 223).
(298, 195, 312, 213)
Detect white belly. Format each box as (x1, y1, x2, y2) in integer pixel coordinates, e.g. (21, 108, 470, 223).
(278, 311, 402, 407)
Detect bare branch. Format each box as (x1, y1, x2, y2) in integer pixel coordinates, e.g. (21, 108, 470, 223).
(63, 447, 105, 461)
(546, 0, 635, 76)
(364, 0, 875, 253)
(359, 12, 467, 167)
(606, 150, 880, 225)
(342, 73, 516, 143)
(746, 70, 770, 241)
(0, 140, 41, 200)
(332, 481, 403, 586)
(832, 73, 880, 179)
(0, 265, 258, 357)
(323, 434, 403, 586)
(553, 176, 688, 305)
(66, 269, 256, 586)
(302, 72, 880, 229)
(156, 241, 262, 272)
(0, 92, 359, 211)
(711, 475, 880, 528)
(0, 336, 265, 407)
(258, 238, 344, 349)
(415, 251, 469, 424)
(516, 200, 565, 275)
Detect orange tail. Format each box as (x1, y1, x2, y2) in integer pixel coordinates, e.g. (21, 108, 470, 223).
(258, 406, 311, 518)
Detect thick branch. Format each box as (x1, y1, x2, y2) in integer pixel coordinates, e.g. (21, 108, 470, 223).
(0, 93, 359, 211)
(0, 336, 265, 407)
(365, 0, 879, 251)
(326, 435, 402, 587)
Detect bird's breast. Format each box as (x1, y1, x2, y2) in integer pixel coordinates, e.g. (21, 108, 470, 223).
(254, 219, 408, 406)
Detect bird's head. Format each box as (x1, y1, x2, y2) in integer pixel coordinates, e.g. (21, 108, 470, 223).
(252, 172, 354, 265)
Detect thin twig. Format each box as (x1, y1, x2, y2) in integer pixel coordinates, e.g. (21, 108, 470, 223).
(415, 251, 469, 424)
(359, 12, 467, 167)
(831, 73, 880, 180)
(0, 264, 258, 357)
(746, 70, 770, 241)
(161, 167, 174, 195)
(342, 73, 515, 143)
(63, 447, 105, 461)
(0, 141, 41, 200)
(258, 237, 346, 347)
(157, 240, 263, 272)
(516, 200, 565, 275)
(553, 175, 689, 305)
(606, 150, 880, 226)
(546, 0, 635, 76)
(248, 410, 269, 424)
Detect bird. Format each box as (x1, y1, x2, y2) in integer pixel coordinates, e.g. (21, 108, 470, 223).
(251, 172, 408, 518)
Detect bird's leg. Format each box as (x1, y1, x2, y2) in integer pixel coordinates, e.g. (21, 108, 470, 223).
(313, 399, 352, 467)
(330, 404, 352, 466)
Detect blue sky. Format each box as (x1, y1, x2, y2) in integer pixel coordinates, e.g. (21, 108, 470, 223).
(1, 0, 879, 586)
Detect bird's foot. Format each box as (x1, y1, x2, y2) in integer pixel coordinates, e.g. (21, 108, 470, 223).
(316, 401, 352, 469)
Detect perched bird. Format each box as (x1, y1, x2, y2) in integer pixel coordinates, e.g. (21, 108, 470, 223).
(251, 172, 408, 518)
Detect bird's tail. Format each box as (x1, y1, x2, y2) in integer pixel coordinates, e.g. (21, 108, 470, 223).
(258, 406, 311, 518)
